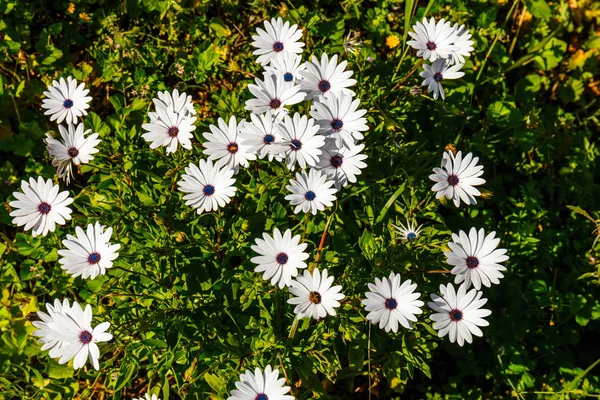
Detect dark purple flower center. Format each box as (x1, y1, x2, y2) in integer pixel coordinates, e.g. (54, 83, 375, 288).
(466, 256, 479, 269)
(88, 252, 101, 264)
(269, 98, 282, 109)
(283, 72, 293, 82)
(276, 252, 289, 265)
(407, 232, 417, 240)
(434, 72, 443, 82)
(449, 309, 463, 322)
(290, 139, 302, 151)
(263, 134, 275, 144)
(426, 41, 437, 51)
(255, 394, 268, 400)
(38, 202, 51, 215)
(167, 127, 179, 137)
(68, 147, 79, 157)
(309, 291, 322, 304)
(203, 184, 215, 196)
(227, 143, 239, 154)
(272, 41, 284, 52)
(318, 80, 331, 93)
(447, 174, 459, 186)
(79, 330, 93, 344)
(304, 191, 316, 201)
(385, 298, 398, 310)
(330, 119, 343, 131)
(330, 155, 343, 168)
(63, 99, 74, 108)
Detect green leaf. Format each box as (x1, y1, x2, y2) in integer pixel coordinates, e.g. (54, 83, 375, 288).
(527, 0, 551, 20)
(204, 372, 225, 393)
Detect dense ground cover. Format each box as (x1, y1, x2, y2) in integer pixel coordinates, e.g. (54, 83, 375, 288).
(1, 0, 599, 399)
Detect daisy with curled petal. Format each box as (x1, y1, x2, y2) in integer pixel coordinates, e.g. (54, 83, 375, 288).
(239, 113, 288, 160)
(32, 299, 72, 354)
(315, 141, 367, 189)
(41, 76, 92, 125)
(133, 394, 160, 400)
(203, 116, 256, 172)
(251, 16, 305, 66)
(429, 150, 485, 207)
(449, 23, 474, 65)
(420, 58, 465, 101)
(299, 53, 357, 101)
(45, 301, 113, 370)
(154, 88, 196, 117)
(278, 113, 325, 170)
(57, 222, 121, 280)
(142, 106, 197, 154)
(392, 219, 423, 241)
(177, 159, 237, 213)
(362, 273, 424, 332)
(251, 228, 309, 288)
(245, 73, 306, 118)
(407, 17, 457, 62)
(45, 122, 101, 185)
(288, 268, 344, 320)
(428, 283, 491, 347)
(265, 52, 306, 84)
(285, 169, 337, 215)
(9, 177, 74, 237)
(228, 365, 294, 400)
(445, 227, 509, 290)
(310, 93, 368, 147)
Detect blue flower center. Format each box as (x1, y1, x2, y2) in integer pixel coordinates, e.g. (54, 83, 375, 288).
(38, 202, 51, 215)
(309, 291, 322, 304)
(203, 185, 215, 196)
(227, 143, 239, 154)
(276, 252, 289, 265)
(79, 330, 93, 344)
(63, 99, 74, 108)
(272, 41, 284, 52)
(447, 174, 459, 186)
(407, 232, 417, 240)
(330, 155, 343, 168)
(283, 72, 293, 82)
(318, 80, 331, 93)
(255, 394, 268, 400)
(426, 41, 437, 51)
(88, 252, 101, 264)
(263, 134, 275, 144)
(330, 119, 343, 131)
(304, 191, 316, 201)
(385, 298, 398, 310)
(68, 147, 79, 158)
(167, 127, 179, 137)
(450, 309, 463, 322)
(434, 72, 443, 82)
(290, 139, 302, 151)
(269, 98, 281, 109)
(466, 256, 479, 269)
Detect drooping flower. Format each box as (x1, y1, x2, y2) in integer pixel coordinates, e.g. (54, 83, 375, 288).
(315, 141, 367, 189)
(429, 150, 485, 207)
(288, 268, 344, 320)
(142, 106, 197, 154)
(362, 273, 424, 332)
(392, 219, 423, 241)
(239, 113, 288, 160)
(58, 222, 121, 280)
(310, 93, 368, 147)
(278, 113, 325, 170)
(177, 159, 237, 213)
(428, 283, 491, 347)
(228, 365, 294, 400)
(152, 88, 196, 117)
(407, 17, 458, 62)
(245, 73, 306, 118)
(445, 227, 509, 290)
(41, 76, 92, 125)
(298, 53, 357, 100)
(420, 58, 464, 101)
(285, 169, 337, 215)
(9, 177, 74, 237)
(449, 23, 474, 65)
(265, 53, 306, 84)
(44, 122, 101, 185)
(202, 116, 256, 172)
(251, 17, 305, 66)
(251, 228, 309, 288)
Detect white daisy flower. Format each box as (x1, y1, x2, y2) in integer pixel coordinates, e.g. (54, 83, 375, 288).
(44, 122, 101, 185)
(251, 228, 309, 288)
(278, 113, 325, 170)
(9, 177, 74, 237)
(420, 58, 465, 101)
(429, 150, 485, 207)
(428, 283, 491, 347)
(251, 17, 305, 66)
(407, 17, 457, 62)
(265, 53, 306, 84)
(285, 169, 337, 215)
(298, 53, 357, 101)
(449, 23, 474, 65)
(228, 365, 294, 400)
(203, 116, 256, 172)
(392, 219, 423, 241)
(32, 299, 72, 354)
(315, 141, 367, 189)
(133, 394, 160, 400)
(239, 113, 288, 160)
(142, 106, 197, 155)
(43, 301, 113, 370)
(310, 93, 368, 147)
(445, 227, 509, 290)
(288, 268, 345, 320)
(153, 88, 196, 117)
(362, 273, 424, 332)
(177, 159, 237, 213)
(245, 73, 306, 118)
(57, 222, 121, 280)
(41, 76, 92, 125)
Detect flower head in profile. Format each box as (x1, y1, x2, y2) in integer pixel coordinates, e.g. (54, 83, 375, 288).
(278, 113, 325, 170)
(343, 30, 362, 55)
(177, 159, 237, 213)
(299, 53, 357, 100)
(392, 219, 423, 241)
(288, 268, 344, 320)
(315, 141, 367, 189)
(32, 299, 72, 354)
(449, 23, 474, 65)
(42, 76, 92, 125)
(58, 222, 121, 280)
(362, 273, 424, 332)
(228, 365, 294, 400)
(142, 106, 197, 154)
(428, 283, 491, 347)
(251, 17, 305, 66)
(407, 17, 457, 62)
(265, 53, 306, 84)
(245, 73, 306, 118)
(429, 150, 485, 207)
(239, 113, 288, 160)
(445, 227, 509, 290)
(310, 93, 368, 147)
(420, 58, 464, 100)
(153, 88, 196, 117)
(9, 177, 74, 237)
(133, 394, 160, 400)
(203, 116, 256, 172)
(285, 169, 337, 215)
(45, 122, 101, 185)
